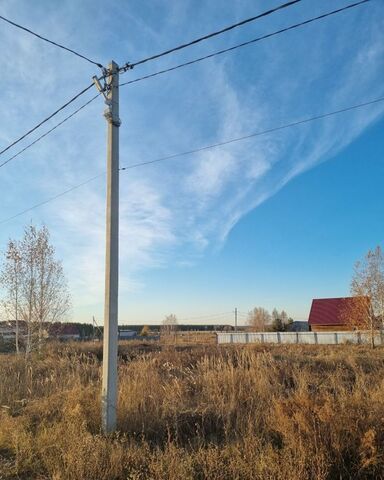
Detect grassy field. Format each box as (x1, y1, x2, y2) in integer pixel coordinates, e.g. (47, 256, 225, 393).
(0, 342, 384, 480)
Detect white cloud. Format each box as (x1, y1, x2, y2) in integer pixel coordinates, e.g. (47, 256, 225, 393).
(0, 0, 383, 320)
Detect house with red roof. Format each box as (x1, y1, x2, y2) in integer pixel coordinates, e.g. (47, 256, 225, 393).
(308, 297, 364, 332)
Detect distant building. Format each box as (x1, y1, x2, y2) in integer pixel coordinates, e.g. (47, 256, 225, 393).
(308, 297, 365, 332)
(1, 321, 83, 343)
(0, 320, 28, 341)
(49, 323, 81, 341)
(0, 323, 16, 341)
(118, 329, 137, 340)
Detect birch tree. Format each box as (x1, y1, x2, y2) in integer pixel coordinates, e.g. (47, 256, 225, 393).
(0, 241, 23, 354)
(0, 225, 71, 353)
(247, 307, 271, 331)
(161, 314, 178, 338)
(341, 246, 384, 348)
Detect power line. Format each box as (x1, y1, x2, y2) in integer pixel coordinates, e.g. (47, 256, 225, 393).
(120, 0, 371, 88)
(0, 82, 94, 157)
(0, 94, 100, 169)
(0, 173, 104, 225)
(119, 0, 303, 72)
(0, 14, 103, 68)
(178, 312, 234, 321)
(1, 95, 383, 224)
(0, 1, 370, 166)
(120, 96, 384, 171)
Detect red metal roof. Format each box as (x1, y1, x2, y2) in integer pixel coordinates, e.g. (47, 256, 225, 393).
(308, 297, 357, 326)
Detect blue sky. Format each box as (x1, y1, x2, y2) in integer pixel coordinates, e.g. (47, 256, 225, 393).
(0, 0, 383, 325)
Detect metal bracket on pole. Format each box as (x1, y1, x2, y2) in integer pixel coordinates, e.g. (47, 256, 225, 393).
(95, 67, 122, 128)
(103, 105, 121, 127)
(92, 74, 109, 102)
(119, 62, 134, 73)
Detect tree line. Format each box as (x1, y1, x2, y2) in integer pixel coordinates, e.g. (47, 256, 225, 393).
(1, 224, 383, 351)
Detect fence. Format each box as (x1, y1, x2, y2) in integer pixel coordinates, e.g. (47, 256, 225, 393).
(217, 331, 384, 346)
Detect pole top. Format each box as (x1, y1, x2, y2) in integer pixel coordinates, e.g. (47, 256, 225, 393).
(108, 60, 119, 71)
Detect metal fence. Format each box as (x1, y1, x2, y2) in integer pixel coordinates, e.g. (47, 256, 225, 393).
(217, 331, 384, 345)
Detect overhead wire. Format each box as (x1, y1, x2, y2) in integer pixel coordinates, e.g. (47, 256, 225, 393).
(120, 0, 303, 71)
(0, 173, 105, 225)
(0, 0, 369, 165)
(0, 82, 94, 158)
(120, 0, 371, 87)
(0, 94, 100, 169)
(0, 14, 103, 67)
(1, 94, 383, 224)
(120, 96, 384, 171)
(177, 312, 234, 321)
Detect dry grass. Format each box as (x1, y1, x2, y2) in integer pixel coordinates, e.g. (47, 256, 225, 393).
(1, 343, 384, 479)
(161, 331, 217, 346)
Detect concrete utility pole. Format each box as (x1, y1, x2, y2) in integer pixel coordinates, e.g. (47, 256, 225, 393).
(235, 307, 238, 332)
(99, 61, 120, 433)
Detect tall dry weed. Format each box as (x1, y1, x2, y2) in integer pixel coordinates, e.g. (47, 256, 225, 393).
(0, 343, 383, 479)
